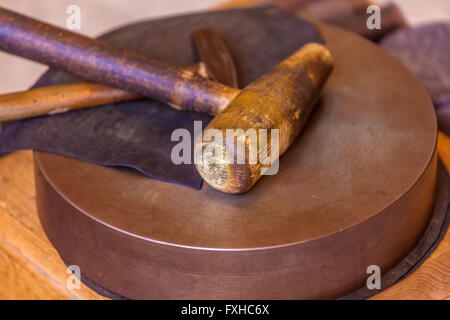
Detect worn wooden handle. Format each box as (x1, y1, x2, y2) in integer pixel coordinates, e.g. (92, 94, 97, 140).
(0, 7, 239, 115)
(0, 64, 213, 122)
(0, 83, 139, 122)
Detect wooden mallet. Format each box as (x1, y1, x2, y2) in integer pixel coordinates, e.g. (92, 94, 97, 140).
(0, 7, 333, 193)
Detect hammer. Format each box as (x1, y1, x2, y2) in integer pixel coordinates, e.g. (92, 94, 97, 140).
(0, 7, 333, 193)
(0, 28, 238, 121)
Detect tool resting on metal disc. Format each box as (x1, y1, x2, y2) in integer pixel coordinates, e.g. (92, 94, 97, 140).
(0, 7, 334, 193)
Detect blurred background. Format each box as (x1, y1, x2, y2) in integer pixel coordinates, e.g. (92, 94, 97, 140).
(0, 0, 449, 94)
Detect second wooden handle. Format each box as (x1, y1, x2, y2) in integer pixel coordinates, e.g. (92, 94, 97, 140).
(0, 83, 139, 122)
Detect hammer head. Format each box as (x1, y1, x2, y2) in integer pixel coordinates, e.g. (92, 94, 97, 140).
(195, 43, 334, 194)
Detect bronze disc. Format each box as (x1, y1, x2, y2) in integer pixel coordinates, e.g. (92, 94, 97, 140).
(34, 17, 438, 298)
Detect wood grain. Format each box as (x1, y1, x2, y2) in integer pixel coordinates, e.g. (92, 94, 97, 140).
(0, 83, 139, 122)
(0, 151, 105, 300)
(438, 131, 450, 172)
(371, 229, 450, 300)
(0, 61, 205, 122)
(0, 237, 68, 300)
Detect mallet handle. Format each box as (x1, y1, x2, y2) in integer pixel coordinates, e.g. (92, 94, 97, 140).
(0, 83, 139, 122)
(0, 64, 217, 122)
(0, 7, 239, 115)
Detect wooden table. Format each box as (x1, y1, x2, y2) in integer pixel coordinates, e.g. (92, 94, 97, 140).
(0, 1, 449, 299)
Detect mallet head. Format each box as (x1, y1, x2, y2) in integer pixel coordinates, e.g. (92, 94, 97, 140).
(195, 43, 334, 194)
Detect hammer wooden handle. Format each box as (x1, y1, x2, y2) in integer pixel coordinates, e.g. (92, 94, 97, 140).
(0, 83, 139, 122)
(0, 7, 239, 115)
(0, 64, 213, 122)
